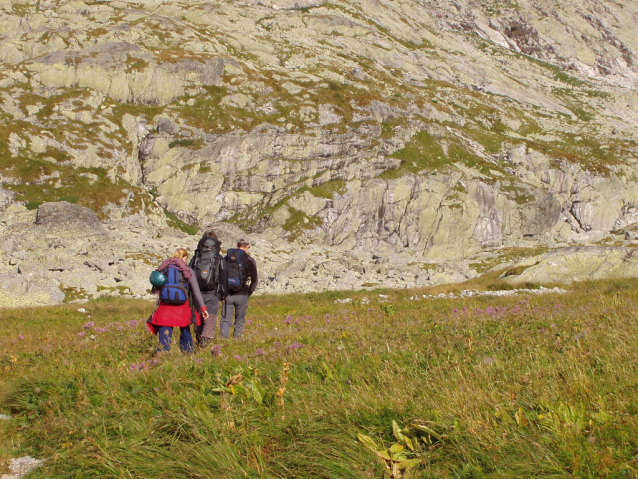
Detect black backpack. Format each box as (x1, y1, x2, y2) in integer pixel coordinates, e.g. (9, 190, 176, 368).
(159, 265, 188, 306)
(225, 248, 246, 294)
(190, 236, 223, 293)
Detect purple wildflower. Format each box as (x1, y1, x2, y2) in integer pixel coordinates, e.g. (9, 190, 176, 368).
(233, 355, 244, 361)
(83, 321, 95, 330)
(130, 359, 159, 371)
(211, 344, 222, 357)
(287, 341, 304, 351)
(273, 341, 281, 347)
(17, 335, 24, 340)
(255, 348, 265, 357)
(246, 319, 253, 326)
(78, 332, 86, 338)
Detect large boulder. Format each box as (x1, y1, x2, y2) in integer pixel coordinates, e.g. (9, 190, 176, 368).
(504, 247, 638, 285)
(36, 202, 108, 237)
(0, 273, 65, 307)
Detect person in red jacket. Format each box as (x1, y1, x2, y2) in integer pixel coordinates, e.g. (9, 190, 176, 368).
(149, 248, 209, 353)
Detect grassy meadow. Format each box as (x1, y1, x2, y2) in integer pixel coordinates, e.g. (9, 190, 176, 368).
(1, 277, 638, 478)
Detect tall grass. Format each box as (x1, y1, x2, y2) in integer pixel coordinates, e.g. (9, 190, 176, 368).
(1, 279, 638, 478)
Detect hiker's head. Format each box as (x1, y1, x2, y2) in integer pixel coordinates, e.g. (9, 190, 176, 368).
(205, 229, 218, 239)
(172, 248, 189, 261)
(237, 238, 250, 251)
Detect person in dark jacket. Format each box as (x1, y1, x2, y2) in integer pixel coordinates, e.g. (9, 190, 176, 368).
(190, 229, 228, 347)
(221, 238, 257, 338)
(150, 248, 209, 353)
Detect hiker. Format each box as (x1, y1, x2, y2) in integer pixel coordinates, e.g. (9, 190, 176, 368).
(221, 238, 258, 338)
(149, 248, 209, 353)
(189, 229, 228, 347)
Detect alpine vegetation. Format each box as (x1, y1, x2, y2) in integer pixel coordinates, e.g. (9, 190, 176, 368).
(2, 277, 638, 477)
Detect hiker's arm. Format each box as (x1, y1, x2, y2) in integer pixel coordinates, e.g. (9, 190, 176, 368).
(187, 272, 209, 319)
(218, 257, 228, 300)
(247, 257, 258, 296)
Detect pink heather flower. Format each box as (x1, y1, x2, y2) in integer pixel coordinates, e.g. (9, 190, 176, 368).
(17, 335, 24, 340)
(211, 344, 222, 357)
(287, 341, 304, 351)
(233, 355, 244, 361)
(273, 342, 281, 347)
(246, 319, 253, 326)
(83, 321, 95, 330)
(255, 348, 265, 357)
(78, 332, 86, 338)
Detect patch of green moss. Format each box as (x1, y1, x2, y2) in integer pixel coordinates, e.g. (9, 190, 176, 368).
(501, 184, 534, 205)
(125, 55, 149, 72)
(168, 139, 196, 149)
(163, 210, 199, 235)
(43, 146, 71, 163)
(25, 201, 43, 211)
(12, 3, 33, 15)
(282, 207, 323, 241)
(518, 54, 589, 87)
(2, 158, 145, 219)
(379, 120, 405, 140)
(297, 180, 347, 199)
(86, 27, 109, 39)
(110, 102, 165, 125)
(379, 130, 450, 179)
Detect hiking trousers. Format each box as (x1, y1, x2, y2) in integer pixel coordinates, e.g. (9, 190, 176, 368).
(195, 292, 220, 344)
(157, 326, 193, 353)
(221, 294, 248, 338)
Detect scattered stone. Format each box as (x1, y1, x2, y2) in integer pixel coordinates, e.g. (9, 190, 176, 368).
(6, 456, 43, 478)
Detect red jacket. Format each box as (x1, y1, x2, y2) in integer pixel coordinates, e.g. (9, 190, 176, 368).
(149, 264, 205, 329)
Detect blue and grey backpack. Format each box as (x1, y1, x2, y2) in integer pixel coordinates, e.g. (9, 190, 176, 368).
(159, 266, 188, 306)
(225, 248, 246, 294)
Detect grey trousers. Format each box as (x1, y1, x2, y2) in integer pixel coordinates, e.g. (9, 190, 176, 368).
(195, 292, 220, 343)
(221, 294, 248, 338)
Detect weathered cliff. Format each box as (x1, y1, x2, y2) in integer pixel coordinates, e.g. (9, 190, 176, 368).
(1, 0, 637, 303)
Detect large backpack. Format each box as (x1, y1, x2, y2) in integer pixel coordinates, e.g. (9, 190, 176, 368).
(225, 248, 246, 294)
(191, 236, 222, 292)
(159, 265, 188, 306)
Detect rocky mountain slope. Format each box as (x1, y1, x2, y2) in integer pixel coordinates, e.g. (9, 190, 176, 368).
(1, 0, 638, 304)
